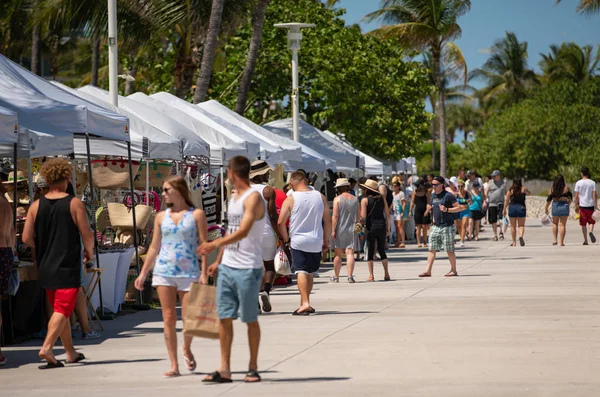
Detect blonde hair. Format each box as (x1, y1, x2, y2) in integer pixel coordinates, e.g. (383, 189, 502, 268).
(40, 158, 72, 185)
(164, 176, 194, 208)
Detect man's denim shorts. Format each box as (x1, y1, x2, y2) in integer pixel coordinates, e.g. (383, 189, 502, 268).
(217, 265, 263, 323)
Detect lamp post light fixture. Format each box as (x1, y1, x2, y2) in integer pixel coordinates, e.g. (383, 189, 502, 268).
(274, 23, 315, 144)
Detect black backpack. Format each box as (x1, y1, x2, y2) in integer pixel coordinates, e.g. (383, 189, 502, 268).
(385, 186, 393, 207)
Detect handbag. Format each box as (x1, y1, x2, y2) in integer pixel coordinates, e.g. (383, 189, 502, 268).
(107, 203, 154, 230)
(91, 159, 140, 189)
(356, 198, 377, 235)
(274, 247, 292, 275)
(183, 282, 220, 339)
(133, 161, 173, 189)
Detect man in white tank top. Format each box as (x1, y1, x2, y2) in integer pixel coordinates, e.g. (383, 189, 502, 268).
(250, 160, 284, 313)
(278, 171, 332, 316)
(198, 156, 265, 383)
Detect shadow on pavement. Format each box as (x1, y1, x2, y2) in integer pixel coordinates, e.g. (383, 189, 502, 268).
(263, 376, 351, 383)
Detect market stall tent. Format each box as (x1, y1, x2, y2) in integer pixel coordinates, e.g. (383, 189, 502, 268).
(196, 99, 303, 164)
(0, 106, 18, 143)
(77, 86, 210, 159)
(150, 93, 284, 166)
(263, 118, 360, 172)
(54, 82, 182, 161)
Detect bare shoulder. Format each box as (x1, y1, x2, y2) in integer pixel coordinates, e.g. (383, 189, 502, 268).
(155, 211, 166, 223)
(192, 208, 206, 220)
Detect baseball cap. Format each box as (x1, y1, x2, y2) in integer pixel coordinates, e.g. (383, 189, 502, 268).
(433, 176, 445, 185)
(473, 181, 481, 188)
(491, 170, 501, 177)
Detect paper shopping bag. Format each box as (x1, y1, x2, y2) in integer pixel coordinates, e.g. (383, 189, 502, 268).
(183, 282, 220, 339)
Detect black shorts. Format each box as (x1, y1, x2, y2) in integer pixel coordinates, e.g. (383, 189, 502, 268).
(488, 204, 504, 224)
(470, 210, 484, 221)
(0, 247, 14, 303)
(291, 248, 321, 274)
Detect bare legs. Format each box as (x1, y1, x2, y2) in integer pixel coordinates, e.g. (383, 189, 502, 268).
(296, 273, 314, 313)
(472, 219, 480, 240)
(509, 218, 517, 245)
(39, 312, 79, 364)
(210, 318, 260, 382)
(421, 251, 457, 276)
(157, 286, 192, 376)
(345, 248, 355, 278)
(333, 248, 343, 278)
(394, 220, 405, 247)
(460, 217, 469, 243)
(553, 216, 568, 245)
(518, 218, 526, 240)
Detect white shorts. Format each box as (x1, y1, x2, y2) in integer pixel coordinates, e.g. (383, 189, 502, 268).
(152, 275, 198, 292)
(261, 232, 277, 262)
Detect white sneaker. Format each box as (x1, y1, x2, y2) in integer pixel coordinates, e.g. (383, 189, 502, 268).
(313, 272, 320, 278)
(82, 330, 101, 340)
(459, 242, 465, 248)
(259, 291, 272, 313)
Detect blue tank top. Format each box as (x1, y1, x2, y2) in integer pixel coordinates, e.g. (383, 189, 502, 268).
(470, 192, 483, 211)
(154, 208, 200, 278)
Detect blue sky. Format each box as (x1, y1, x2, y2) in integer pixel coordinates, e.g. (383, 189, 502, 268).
(329, 0, 599, 77)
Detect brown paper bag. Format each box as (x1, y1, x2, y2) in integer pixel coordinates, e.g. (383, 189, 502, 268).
(183, 282, 219, 339)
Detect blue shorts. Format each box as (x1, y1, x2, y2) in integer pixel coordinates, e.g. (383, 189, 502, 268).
(552, 201, 570, 217)
(458, 210, 470, 220)
(291, 248, 321, 274)
(217, 265, 263, 323)
(508, 204, 527, 218)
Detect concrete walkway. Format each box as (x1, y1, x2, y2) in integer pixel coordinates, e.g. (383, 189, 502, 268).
(2, 220, 600, 396)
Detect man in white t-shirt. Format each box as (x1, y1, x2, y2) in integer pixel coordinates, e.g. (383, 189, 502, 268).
(574, 166, 598, 245)
(278, 171, 331, 316)
(199, 156, 265, 383)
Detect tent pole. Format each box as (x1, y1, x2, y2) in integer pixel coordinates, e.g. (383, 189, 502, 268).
(145, 160, 149, 205)
(27, 158, 33, 202)
(12, 143, 17, 232)
(220, 166, 225, 223)
(85, 134, 105, 316)
(127, 141, 143, 307)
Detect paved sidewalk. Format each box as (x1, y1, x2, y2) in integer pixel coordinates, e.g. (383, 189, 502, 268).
(2, 220, 600, 396)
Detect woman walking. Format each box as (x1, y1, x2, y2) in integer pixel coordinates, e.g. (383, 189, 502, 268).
(545, 175, 572, 246)
(468, 181, 485, 241)
(410, 179, 430, 248)
(503, 178, 531, 247)
(391, 182, 407, 248)
(135, 176, 208, 378)
(455, 180, 471, 247)
(360, 179, 391, 281)
(331, 178, 359, 283)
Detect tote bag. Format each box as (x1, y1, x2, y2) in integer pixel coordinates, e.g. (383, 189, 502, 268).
(183, 282, 220, 339)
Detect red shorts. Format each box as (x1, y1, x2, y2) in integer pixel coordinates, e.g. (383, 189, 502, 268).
(579, 208, 596, 227)
(46, 288, 79, 317)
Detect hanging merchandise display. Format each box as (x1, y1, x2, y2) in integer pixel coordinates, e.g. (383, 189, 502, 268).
(200, 173, 219, 226)
(91, 159, 141, 189)
(133, 161, 173, 189)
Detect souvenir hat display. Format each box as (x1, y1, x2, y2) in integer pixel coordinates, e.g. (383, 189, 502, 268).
(133, 161, 173, 189)
(3, 170, 28, 192)
(91, 159, 141, 189)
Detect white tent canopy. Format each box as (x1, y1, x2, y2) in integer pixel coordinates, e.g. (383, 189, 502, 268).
(318, 130, 365, 171)
(0, 54, 129, 142)
(54, 83, 182, 160)
(320, 130, 391, 175)
(151, 93, 284, 165)
(263, 118, 359, 172)
(0, 106, 18, 144)
(285, 142, 336, 172)
(128, 93, 253, 166)
(196, 100, 303, 164)
(78, 86, 210, 158)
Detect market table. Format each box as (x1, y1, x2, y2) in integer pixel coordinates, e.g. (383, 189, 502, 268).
(85, 248, 135, 314)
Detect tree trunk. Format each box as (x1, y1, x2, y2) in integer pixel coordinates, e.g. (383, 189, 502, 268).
(124, 64, 137, 95)
(174, 50, 197, 99)
(235, 0, 271, 115)
(430, 97, 437, 172)
(91, 32, 100, 86)
(31, 6, 41, 75)
(193, 0, 225, 104)
(433, 49, 448, 177)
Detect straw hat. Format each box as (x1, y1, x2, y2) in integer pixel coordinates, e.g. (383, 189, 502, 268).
(5, 191, 30, 205)
(360, 179, 381, 195)
(249, 160, 273, 179)
(334, 178, 350, 189)
(2, 170, 26, 184)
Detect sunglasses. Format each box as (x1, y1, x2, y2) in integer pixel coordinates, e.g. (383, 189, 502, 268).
(432, 183, 442, 186)
(458, 185, 465, 188)
(163, 187, 172, 193)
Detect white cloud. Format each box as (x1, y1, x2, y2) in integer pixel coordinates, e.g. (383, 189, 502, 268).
(478, 48, 492, 54)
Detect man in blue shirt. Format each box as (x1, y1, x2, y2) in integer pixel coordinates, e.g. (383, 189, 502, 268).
(419, 176, 462, 277)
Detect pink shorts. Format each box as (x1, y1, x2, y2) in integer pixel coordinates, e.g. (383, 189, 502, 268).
(46, 288, 79, 317)
(579, 208, 596, 227)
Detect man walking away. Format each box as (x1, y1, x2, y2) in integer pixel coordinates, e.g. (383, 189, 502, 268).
(419, 176, 462, 277)
(486, 170, 506, 241)
(22, 158, 93, 369)
(249, 160, 284, 313)
(574, 166, 597, 245)
(199, 156, 266, 383)
(278, 171, 332, 315)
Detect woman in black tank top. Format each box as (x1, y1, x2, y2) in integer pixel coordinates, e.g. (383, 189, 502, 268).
(360, 180, 390, 281)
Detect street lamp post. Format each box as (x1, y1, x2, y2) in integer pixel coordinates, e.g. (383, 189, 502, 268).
(108, 0, 118, 107)
(274, 23, 315, 144)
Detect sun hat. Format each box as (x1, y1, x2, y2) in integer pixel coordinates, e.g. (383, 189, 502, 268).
(2, 170, 26, 185)
(334, 178, 350, 189)
(249, 160, 273, 179)
(449, 176, 458, 187)
(360, 179, 381, 195)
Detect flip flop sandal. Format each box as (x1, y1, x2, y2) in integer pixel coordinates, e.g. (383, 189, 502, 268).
(519, 237, 525, 246)
(493, 236, 498, 241)
(183, 354, 197, 372)
(39, 360, 64, 370)
(66, 353, 86, 364)
(499, 233, 505, 240)
(203, 371, 232, 383)
(244, 369, 262, 383)
(418, 273, 431, 277)
(308, 307, 316, 314)
(384, 276, 391, 281)
(163, 369, 181, 378)
(445, 272, 458, 277)
(367, 276, 375, 282)
(292, 309, 310, 316)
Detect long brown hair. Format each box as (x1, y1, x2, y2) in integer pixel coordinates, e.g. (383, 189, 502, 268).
(164, 176, 195, 208)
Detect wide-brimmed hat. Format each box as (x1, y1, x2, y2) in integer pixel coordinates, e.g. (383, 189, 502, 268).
(249, 160, 273, 179)
(360, 179, 381, 195)
(2, 170, 27, 185)
(334, 178, 350, 189)
(5, 191, 30, 205)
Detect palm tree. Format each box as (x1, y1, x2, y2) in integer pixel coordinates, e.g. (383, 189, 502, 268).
(540, 42, 600, 83)
(446, 101, 481, 143)
(470, 32, 538, 108)
(555, 0, 600, 16)
(365, 0, 470, 177)
(235, 0, 271, 115)
(193, 0, 226, 104)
